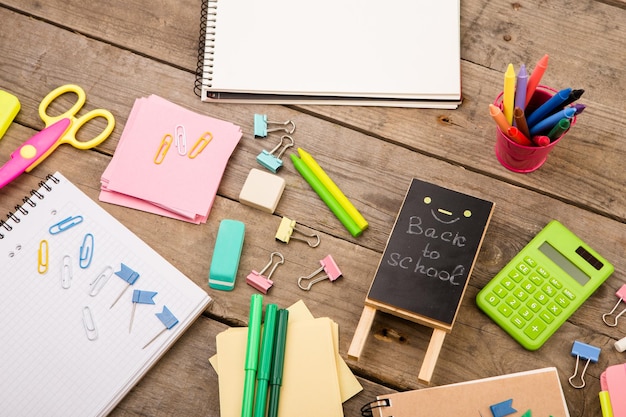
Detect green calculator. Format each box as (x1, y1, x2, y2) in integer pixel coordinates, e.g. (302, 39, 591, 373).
(476, 220, 613, 350)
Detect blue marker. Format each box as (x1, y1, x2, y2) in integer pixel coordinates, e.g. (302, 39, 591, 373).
(526, 87, 572, 127)
(529, 106, 576, 136)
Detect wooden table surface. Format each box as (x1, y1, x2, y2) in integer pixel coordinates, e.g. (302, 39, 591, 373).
(2, 1, 625, 416)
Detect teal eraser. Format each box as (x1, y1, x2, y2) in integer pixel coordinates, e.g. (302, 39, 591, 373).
(209, 219, 245, 291)
(0, 90, 20, 140)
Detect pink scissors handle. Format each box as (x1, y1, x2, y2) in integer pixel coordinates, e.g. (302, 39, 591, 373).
(0, 118, 70, 189)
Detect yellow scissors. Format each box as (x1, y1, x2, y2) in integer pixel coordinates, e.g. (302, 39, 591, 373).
(29, 83, 115, 171)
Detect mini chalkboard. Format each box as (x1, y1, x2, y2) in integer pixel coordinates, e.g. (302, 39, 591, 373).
(349, 178, 494, 383)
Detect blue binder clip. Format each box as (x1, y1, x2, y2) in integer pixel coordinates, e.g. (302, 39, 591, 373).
(568, 340, 601, 388)
(256, 135, 294, 173)
(253, 114, 296, 138)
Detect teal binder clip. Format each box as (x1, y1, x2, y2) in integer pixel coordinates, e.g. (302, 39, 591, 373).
(256, 135, 294, 173)
(209, 219, 245, 291)
(253, 114, 296, 138)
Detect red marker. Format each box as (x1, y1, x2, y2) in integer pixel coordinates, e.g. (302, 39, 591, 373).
(532, 135, 550, 147)
(525, 54, 549, 107)
(507, 126, 533, 146)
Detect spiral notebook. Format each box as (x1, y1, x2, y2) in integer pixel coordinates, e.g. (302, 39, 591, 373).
(0, 172, 211, 417)
(194, 0, 462, 108)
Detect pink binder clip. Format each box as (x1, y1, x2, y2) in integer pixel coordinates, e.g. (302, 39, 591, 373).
(297, 255, 342, 291)
(246, 252, 284, 294)
(602, 284, 626, 327)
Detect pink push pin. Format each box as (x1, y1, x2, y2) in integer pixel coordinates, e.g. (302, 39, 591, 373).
(297, 255, 342, 291)
(602, 284, 626, 327)
(246, 252, 284, 294)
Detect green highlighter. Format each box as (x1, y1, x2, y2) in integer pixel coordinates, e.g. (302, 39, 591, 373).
(267, 308, 289, 417)
(208, 219, 245, 290)
(476, 220, 613, 350)
(253, 304, 278, 417)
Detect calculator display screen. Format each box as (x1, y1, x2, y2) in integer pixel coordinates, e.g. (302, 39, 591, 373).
(539, 241, 590, 285)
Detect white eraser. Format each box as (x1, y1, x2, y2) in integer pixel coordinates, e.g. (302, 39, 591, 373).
(615, 336, 626, 352)
(239, 168, 286, 213)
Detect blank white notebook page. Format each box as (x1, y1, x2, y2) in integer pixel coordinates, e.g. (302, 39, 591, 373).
(0, 172, 211, 417)
(207, 0, 461, 99)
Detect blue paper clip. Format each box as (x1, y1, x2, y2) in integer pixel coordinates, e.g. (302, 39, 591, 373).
(49, 215, 83, 234)
(79, 233, 94, 269)
(569, 340, 601, 388)
(256, 135, 294, 173)
(253, 114, 296, 138)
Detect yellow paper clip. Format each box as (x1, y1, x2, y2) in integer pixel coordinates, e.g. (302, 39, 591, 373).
(189, 131, 213, 159)
(37, 240, 49, 274)
(154, 133, 173, 164)
(275, 216, 320, 247)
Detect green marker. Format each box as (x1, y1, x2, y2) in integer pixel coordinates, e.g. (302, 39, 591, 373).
(290, 153, 362, 237)
(242, 294, 263, 417)
(267, 309, 289, 417)
(253, 304, 278, 417)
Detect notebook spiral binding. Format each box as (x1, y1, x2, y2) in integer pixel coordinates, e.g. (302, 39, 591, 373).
(360, 398, 390, 417)
(0, 174, 59, 240)
(194, 0, 218, 97)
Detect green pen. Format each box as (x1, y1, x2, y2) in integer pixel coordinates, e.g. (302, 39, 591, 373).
(290, 153, 363, 237)
(267, 308, 289, 417)
(242, 294, 263, 417)
(253, 304, 278, 417)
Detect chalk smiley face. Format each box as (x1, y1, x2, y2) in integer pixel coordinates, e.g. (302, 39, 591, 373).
(423, 196, 472, 224)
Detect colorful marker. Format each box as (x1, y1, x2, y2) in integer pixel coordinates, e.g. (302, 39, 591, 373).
(525, 54, 549, 107)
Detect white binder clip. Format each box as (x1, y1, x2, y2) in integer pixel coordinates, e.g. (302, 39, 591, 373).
(568, 340, 600, 388)
(298, 255, 342, 291)
(602, 284, 626, 327)
(254, 114, 296, 138)
(246, 252, 285, 294)
(275, 216, 320, 247)
(256, 135, 294, 173)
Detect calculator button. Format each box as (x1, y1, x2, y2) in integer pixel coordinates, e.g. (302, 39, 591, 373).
(549, 277, 562, 289)
(520, 280, 536, 294)
(501, 277, 516, 290)
(498, 303, 513, 317)
(505, 295, 521, 310)
(524, 318, 547, 340)
(542, 284, 556, 297)
(518, 307, 533, 320)
(528, 273, 543, 285)
(511, 315, 525, 328)
(517, 263, 531, 275)
(534, 292, 549, 305)
(508, 270, 523, 282)
(526, 300, 541, 313)
(562, 288, 576, 300)
(524, 256, 537, 268)
(539, 311, 555, 323)
(555, 295, 570, 308)
(485, 293, 500, 306)
(547, 302, 562, 316)
(492, 284, 508, 298)
(536, 266, 550, 278)
(513, 289, 529, 302)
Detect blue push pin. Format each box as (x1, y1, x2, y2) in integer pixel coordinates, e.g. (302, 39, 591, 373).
(568, 340, 601, 388)
(256, 135, 294, 173)
(143, 306, 179, 349)
(253, 114, 295, 138)
(490, 399, 516, 417)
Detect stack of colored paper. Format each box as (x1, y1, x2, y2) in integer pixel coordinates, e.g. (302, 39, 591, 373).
(209, 300, 362, 417)
(100, 95, 242, 223)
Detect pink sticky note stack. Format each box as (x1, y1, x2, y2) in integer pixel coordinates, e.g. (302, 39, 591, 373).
(100, 95, 242, 223)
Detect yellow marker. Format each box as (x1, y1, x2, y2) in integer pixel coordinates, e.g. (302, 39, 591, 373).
(297, 148, 368, 231)
(503, 63, 516, 125)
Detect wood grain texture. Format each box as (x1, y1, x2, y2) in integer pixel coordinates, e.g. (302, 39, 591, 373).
(1, 1, 625, 416)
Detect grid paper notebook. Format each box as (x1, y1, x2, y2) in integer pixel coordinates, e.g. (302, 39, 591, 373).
(195, 0, 462, 108)
(0, 172, 211, 417)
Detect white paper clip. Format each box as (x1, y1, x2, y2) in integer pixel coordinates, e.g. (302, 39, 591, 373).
(298, 255, 342, 291)
(602, 284, 626, 327)
(254, 114, 296, 138)
(89, 266, 114, 296)
(79, 233, 94, 269)
(49, 215, 83, 235)
(568, 340, 601, 388)
(37, 239, 49, 274)
(275, 216, 320, 247)
(61, 255, 73, 289)
(246, 252, 285, 294)
(175, 124, 187, 155)
(82, 306, 98, 341)
(256, 135, 294, 173)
